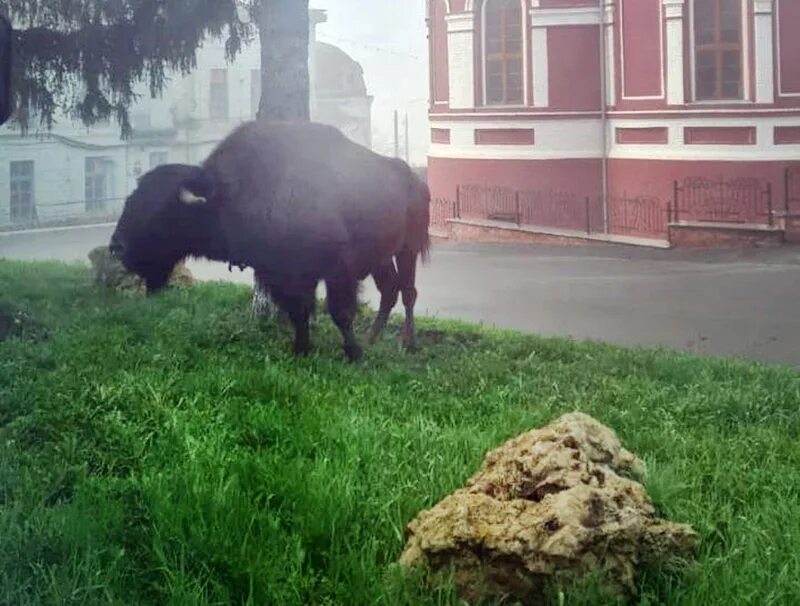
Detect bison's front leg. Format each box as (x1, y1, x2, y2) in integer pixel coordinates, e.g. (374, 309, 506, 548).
(326, 277, 363, 362)
(251, 273, 275, 319)
(269, 283, 316, 357)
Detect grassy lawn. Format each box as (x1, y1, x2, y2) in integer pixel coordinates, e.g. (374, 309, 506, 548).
(1, 260, 799, 606)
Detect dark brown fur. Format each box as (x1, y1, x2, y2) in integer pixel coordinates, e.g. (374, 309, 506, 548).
(110, 121, 430, 360)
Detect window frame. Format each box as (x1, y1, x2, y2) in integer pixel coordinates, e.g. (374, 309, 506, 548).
(690, 0, 750, 103)
(85, 157, 114, 213)
(481, 0, 527, 107)
(209, 68, 229, 120)
(9, 160, 35, 224)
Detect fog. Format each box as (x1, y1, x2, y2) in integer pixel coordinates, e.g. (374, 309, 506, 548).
(0, 2, 430, 235)
(311, 0, 430, 165)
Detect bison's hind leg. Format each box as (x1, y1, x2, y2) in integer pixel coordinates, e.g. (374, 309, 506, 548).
(269, 282, 316, 357)
(326, 277, 363, 362)
(368, 260, 400, 344)
(396, 249, 419, 352)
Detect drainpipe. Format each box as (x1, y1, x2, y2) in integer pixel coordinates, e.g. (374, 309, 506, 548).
(599, 0, 609, 233)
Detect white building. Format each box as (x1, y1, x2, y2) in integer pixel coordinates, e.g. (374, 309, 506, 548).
(0, 9, 373, 229)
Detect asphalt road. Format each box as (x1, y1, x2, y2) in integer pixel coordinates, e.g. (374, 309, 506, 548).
(2, 223, 799, 366)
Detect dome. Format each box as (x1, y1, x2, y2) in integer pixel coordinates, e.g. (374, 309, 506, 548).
(313, 41, 368, 99)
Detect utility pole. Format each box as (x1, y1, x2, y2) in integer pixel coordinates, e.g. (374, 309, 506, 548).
(393, 110, 399, 158)
(404, 112, 410, 164)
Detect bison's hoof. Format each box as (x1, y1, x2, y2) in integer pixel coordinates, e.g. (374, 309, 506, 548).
(403, 338, 419, 353)
(294, 342, 311, 357)
(344, 343, 363, 363)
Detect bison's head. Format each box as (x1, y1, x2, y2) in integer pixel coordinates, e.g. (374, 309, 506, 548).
(110, 164, 216, 294)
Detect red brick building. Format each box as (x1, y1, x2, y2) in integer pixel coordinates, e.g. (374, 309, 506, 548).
(427, 0, 800, 246)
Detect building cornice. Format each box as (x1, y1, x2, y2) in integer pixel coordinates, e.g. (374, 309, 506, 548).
(530, 6, 602, 27)
(662, 0, 685, 20)
(445, 12, 475, 33)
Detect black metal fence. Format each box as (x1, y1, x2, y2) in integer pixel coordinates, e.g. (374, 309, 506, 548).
(786, 165, 800, 217)
(455, 184, 605, 233)
(609, 194, 669, 237)
(430, 197, 457, 230)
(430, 184, 667, 238)
(432, 175, 784, 239)
(672, 177, 773, 226)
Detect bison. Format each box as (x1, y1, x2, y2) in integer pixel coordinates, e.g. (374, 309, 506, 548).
(109, 121, 430, 361)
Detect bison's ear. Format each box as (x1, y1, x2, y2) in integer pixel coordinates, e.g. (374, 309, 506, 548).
(179, 188, 207, 205)
(179, 168, 216, 206)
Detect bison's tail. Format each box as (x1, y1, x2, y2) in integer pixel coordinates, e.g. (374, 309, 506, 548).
(419, 230, 432, 265)
(408, 177, 432, 265)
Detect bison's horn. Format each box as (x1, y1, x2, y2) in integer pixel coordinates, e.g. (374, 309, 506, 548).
(179, 188, 207, 205)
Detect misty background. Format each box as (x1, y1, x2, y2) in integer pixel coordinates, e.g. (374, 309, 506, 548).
(0, 1, 431, 232)
(311, 0, 429, 165)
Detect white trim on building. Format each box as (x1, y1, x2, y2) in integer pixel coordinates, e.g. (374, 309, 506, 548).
(446, 12, 477, 109)
(604, 0, 617, 107)
(663, 0, 686, 106)
(754, 0, 776, 104)
(528, 5, 602, 27)
(429, 114, 800, 161)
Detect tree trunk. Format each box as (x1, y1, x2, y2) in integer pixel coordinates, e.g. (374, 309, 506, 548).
(257, 0, 310, 122)
(251, 0, 310, 318)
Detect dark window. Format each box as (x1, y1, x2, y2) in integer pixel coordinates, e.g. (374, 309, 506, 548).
(694, 0, 743, 100)
(209, 68, 229, 119)
(484, 0, 524, 105)
(9, 160, 35, 224)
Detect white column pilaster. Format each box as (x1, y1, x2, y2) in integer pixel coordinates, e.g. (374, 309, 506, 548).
(663, 0, 686, 105)
(446, 13, 476, 110)
(529, 9, 550, 108)
(604, 0, 616, 107)
(754, 0, 775, 104)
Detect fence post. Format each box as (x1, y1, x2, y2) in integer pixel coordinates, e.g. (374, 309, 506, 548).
(671, 180, 679, 224)
(785, 168, 791, 217)
(515, 191, 521, 226)
(455, 185, 461, 219)
(585, 197, 591, 234)
(767, 182, 773, 227)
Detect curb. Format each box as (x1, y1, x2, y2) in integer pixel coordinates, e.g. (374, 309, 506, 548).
(0, 222, 117, 237)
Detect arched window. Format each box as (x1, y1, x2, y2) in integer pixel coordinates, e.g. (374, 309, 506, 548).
(693, 0, 744, 100)
(484, 0, 524, 105)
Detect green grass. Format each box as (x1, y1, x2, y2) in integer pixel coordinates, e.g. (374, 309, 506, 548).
(1, 260, 799, 606)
